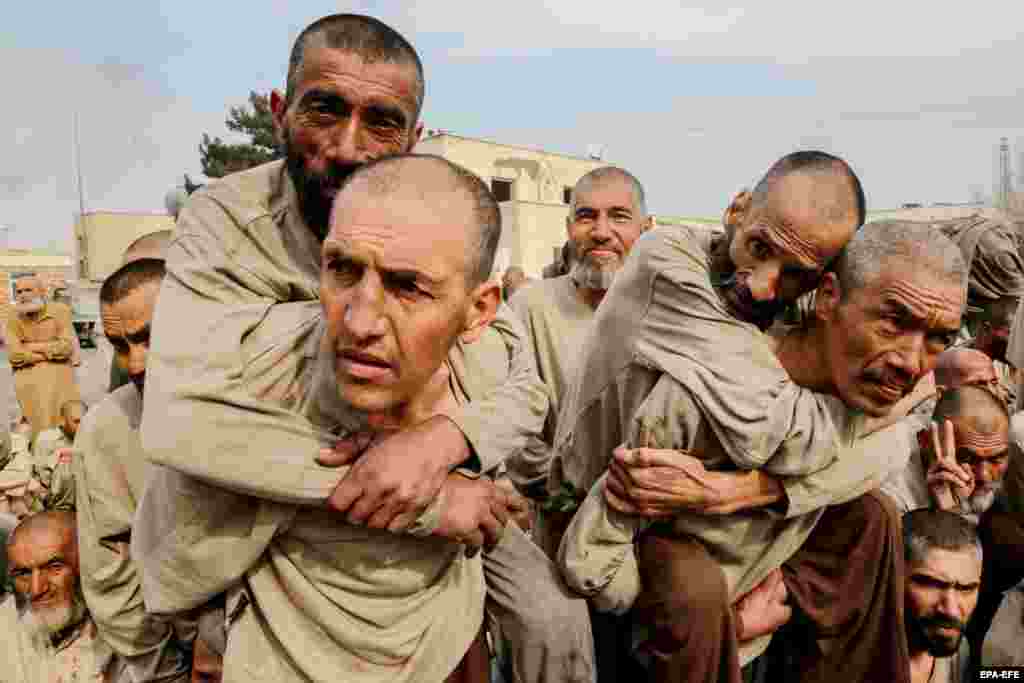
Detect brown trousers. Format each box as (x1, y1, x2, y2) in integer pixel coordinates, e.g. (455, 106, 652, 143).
(446, 629, 490, 683)
(634, 491, 907, 683)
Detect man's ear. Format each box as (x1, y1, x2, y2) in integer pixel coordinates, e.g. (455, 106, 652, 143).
(642, 215, 654, 233)
(409, 122, 424, 152)
(270, 89, 288, 148)
(814, 272, 842, 323)
(460, 280, 501, 344)
(723, 189, 752, 233)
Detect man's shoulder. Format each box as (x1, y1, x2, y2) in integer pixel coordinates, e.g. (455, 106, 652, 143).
(184, 160, 285, 231)
(79, 385, 141, 442)
(510, 275, 569, 310)
(630, 225, 717, 279)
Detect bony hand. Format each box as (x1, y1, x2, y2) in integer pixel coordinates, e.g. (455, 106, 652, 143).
(734, 569, 792, 642)
(605, 446, 723, 518)
(926, 419, 974, 511)
(494, 476, 534, 533)
(434, 473, 513, 557)
(325, 415, 470, 533)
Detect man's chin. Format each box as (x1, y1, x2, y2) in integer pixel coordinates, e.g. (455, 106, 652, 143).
(338, 384, 401, 417)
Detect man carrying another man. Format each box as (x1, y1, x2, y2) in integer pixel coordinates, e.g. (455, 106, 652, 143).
(5, 275, 80, 441)
(137, 13, 591, 682)
(555, 153, 967, 683)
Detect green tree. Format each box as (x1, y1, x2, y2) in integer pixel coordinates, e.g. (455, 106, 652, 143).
(199, 92, 281, 178)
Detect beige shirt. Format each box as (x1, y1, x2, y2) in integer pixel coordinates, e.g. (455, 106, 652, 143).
(507, 275, 596, 494)
(32, 428, 75, 511)
(0, 599, 111, 683)
(134, 309, 521, 682)
(73, 385, 189, 681)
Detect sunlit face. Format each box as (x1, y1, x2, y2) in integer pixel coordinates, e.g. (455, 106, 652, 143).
(320, 182, 495, 415)
(8, 523, 82, 633)
(102, 281, 160, 397)
(722, 173, 856, 327)
(273, 49, 422, 235)
(973, 295, 1019, 363)
(819, 263, 963, 417)
(918, 412, 1009, 514)
(905, 547, 981, 657)
(566, 179, 649, 289)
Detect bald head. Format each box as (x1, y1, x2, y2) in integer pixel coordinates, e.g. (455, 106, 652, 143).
(330, 154, 501, 287)
(932, 385, 1009, 437)
(121, 230, 172, 265)
(287, 14, 424, 115)
(750, 151, 865, 228)
(934, 348, 997, 390)
(570, 167, 647, 216)
(8, 511, 77, 557)
(835, 220, 967, 301)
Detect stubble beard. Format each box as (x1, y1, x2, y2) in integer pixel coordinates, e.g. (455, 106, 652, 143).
(570, 257, 619, 292)
(16, 299, 45, 316)
(282, 129, 360, 241)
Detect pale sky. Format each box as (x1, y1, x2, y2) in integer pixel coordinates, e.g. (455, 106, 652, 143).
(2, 1, 1023, 250)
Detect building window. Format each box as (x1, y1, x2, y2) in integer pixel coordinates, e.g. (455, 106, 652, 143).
(491, 179, 512, 203)
(563, 187, 573, 205)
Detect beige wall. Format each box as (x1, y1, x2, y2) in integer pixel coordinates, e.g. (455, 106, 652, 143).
(416, 134, 605, 278)
(75, 212, 175, 282)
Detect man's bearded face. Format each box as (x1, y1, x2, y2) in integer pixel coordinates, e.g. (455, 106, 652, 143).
(905, 547, 981, 657)
(102, 281, 160, 398)
(8, 522, 87, 640)
(14, 279, 45, 315)
(974, 296, 1018, 364)
(822, 263, 963, 417)
(567, 180, 647, 292)
(277, 48, 421, 238)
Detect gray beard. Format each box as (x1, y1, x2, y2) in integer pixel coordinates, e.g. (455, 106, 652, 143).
(15, 299, 44, 315)
(570, 260, 618, 291)
(17, 586, 89, 645)
(964, 482, 1001, 516)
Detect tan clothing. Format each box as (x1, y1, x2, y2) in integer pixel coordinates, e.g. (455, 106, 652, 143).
(506, 275, 595, 495)
(551, 227, 852, 501)
(73, 385, 190, 682)
(0, 431, 40, 518)
(32, 427, 76, 511)
(0, 600, 111, 683)
(936, 215, 1024, 303)
(929, 640, 969, 683)
(5, 303, 79, 440)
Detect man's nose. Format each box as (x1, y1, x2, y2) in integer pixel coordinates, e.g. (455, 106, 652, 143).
(128, 344, 147, 376)
(325, 117, 366, 165)
(342, 279, 386, 342)
(747, 264, 780, 302)
(30, 570, 47, 599)
(887, 334, 925, 380)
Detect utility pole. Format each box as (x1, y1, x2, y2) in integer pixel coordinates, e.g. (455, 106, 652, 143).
(997, 137, 1013, 210)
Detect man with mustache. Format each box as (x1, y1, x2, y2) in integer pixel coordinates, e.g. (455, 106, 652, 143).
(135, 154, 527, 682)
(138, 13, 589, 682)
(506, 166, 651, 505)
(73, 258, 191, 682)
(557, 210, 967, 682)
(1, 510, 113, 682)
(902, 509, 981, 683)
(5, 275, 80, 441)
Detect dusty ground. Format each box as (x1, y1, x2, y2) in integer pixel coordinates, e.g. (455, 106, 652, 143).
(2, 338, 113, 428)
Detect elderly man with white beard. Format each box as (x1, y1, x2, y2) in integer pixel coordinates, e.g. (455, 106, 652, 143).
(1, 511, 115, 682)
(5, 276, 80, 441)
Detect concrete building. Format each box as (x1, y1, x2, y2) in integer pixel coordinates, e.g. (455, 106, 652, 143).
(74, 211, 176, 284)
(415, 133, 606, 278)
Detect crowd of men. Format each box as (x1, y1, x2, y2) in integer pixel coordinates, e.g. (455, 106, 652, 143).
(1, 11, 1023, 683)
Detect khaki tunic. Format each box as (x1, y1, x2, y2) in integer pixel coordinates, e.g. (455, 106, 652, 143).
(32, 428, 76, 511)
(506, 275, 596, 494)
(0, 600, 111, 683)
(1003, 297, 1024, 516)
(73, 385, 190, 681)
(935, 215, 1024, 303)
(5, 303, 79, 440)
(0, 431, 40, 517)
(137, 161, 547, 682)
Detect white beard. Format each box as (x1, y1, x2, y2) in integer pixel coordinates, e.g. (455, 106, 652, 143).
(570, 259, 618, 291)
(965, 483, 1001, 516)
(15, 299, 45, 315)
(18, 589, 88, 643)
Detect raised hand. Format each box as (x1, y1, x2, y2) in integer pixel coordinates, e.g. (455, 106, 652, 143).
(926, 419, 974, 511)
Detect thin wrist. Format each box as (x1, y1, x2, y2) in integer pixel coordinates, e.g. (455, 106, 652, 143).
(431, 415, 472, 469)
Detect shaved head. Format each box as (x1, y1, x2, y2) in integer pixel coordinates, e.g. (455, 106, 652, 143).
(835, 220, 967, 301)
(121, 230, 173, 265)
(934, 348, 997, 390)
(286, 13, 423, 115)
(330, 154, 501, 286)
(751, 151, 865, 228)
(8, 510, 77, 556)
(570, 166, 647, 216)
(932, 385, 1009, 435)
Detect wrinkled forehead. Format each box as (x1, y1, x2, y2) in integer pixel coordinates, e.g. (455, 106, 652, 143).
(573, 177, 642, 213)
(872, 262, 965, 326)
(759, 173, 858, 263)
(9, 525, 75, 565)
(911, 547, 982, 584)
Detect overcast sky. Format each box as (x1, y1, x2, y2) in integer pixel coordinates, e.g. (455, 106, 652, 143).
(2, 1, 1022, 250)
